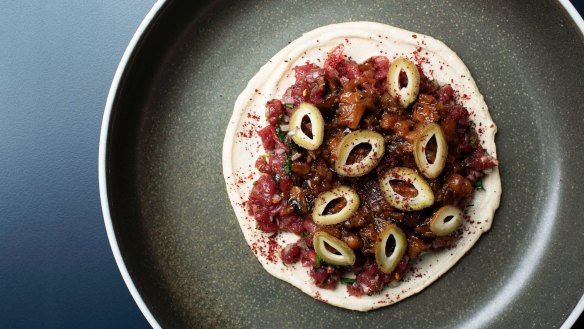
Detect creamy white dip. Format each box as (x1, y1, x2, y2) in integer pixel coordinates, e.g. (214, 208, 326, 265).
(222, 22, 501, 311)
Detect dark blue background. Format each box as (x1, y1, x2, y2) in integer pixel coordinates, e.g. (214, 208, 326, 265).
(0, 1, 582, 328)
(0, 1, 151, 328)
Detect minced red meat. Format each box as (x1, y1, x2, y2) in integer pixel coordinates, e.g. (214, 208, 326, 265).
(247, 44, 498, 295)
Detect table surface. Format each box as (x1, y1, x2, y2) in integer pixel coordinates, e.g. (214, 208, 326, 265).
(0, 1, 582, 328)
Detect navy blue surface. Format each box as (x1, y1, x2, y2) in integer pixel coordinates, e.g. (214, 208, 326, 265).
(575, 0, 584, 15)
(0, 1, 152, 328)
(0, 1, 582, 328)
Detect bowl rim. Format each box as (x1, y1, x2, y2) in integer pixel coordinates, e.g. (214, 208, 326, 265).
(97, 0, 584, 328)
(98, 0, 167, 328)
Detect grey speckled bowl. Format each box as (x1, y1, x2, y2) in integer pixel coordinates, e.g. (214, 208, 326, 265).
(100, 0, 584, 328)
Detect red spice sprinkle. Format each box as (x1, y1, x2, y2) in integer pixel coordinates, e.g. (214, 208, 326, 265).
(266, 237, 280, 263)
(238, 131, 253, 138)
(412, 34, 418, 39)
(314, 291, 326, 302)
(247, 113, 260, 120)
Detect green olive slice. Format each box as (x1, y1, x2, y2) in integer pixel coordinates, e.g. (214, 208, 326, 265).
(379, 167, 434, 211)
(313, 231, 356, 266)
(430, 205, 463, 236)
(387, 57, 420, 108)
(413, 123, 448, 179)
(375, 224, 407, 274)
(312, 186, 360, 225)
(334, 130, 385, 177)
(288, 102, 324, 150)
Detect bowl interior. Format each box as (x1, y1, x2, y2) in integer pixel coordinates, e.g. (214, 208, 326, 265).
(104, 0, 584, 327)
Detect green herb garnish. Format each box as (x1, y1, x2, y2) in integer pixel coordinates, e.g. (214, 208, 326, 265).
(273, 173, 280, 183)
(470, 134, 476, 148)
(284, 153, 291, 175)
(314, 254, 322, 269)
(340, 277, 356, 284)
(285, 103, 294, 109)
(276, 127, 287, 143)
(474, 179, 484, 191)
(301, 231, 308, 237)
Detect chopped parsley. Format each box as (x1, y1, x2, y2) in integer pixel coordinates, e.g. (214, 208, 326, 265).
(273, 128, 292, 176)
(284, 153, 292, 175)
(285, 103, 294, 109)
(276, 127, 287, 143)
(314, 254, 322, 269)
(273, 173, 280, 183)
(340, 277, 356, 284)
(470, 134, 476, 148)
(313, 255, 339, 270)
(474, 179, 484, 191)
